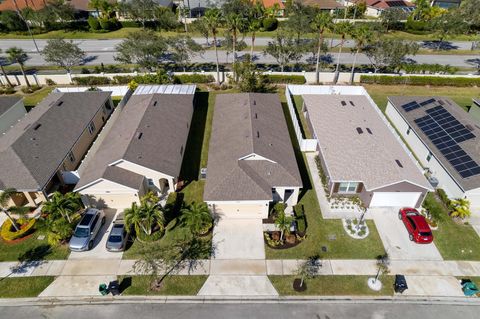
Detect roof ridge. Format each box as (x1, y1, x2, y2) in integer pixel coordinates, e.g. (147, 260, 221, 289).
(248, 93, 256, 156)
(237, 160, 273, 196)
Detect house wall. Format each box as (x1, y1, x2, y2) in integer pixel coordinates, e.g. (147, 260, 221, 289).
(468, 102, 480, 125)
(0, 99, 27, 135)
(207, 200, 270, 219)
(274, 187, 301, 207)
(78, 179, 144, 209)
(359, 181, 428, 208)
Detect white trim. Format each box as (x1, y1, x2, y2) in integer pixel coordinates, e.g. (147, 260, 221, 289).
(75, 178, 140, 193)
(238, 152, 277, 163)
(369, 179, 433, 192)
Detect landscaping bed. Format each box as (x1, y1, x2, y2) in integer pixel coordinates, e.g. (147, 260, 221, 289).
(0, 276, 54, 298)
(117, 275, 207, 295)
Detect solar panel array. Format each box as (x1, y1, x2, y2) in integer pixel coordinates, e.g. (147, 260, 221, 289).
(426, 106, 476, 142)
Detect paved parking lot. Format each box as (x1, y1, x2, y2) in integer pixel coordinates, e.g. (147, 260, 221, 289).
(371, 208, 443, 261)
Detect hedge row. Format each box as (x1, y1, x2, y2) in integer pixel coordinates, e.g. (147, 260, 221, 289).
(72, 73, 214, 86)
(173, 74, 215, 84)
(294, 204, 306, 235)
(1, 218, 36, 241)
(360, 75, 480, 87)
(266, 74, 306, 84)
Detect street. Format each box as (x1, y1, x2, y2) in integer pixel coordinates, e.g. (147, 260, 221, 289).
(0, 300, 479, 319)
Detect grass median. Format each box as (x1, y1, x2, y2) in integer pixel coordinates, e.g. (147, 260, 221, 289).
(118, 275, 207, 295)
(0, 276, 54, 298)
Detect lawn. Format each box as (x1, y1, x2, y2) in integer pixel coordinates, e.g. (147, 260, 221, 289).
(0, 233, 70, 262)
(118, 275, 207, 295)
(0, 276, 54, 298)
(17, 86, 54, 110)
(292, 95, 312, 139)
(269, 275, 394, 296)
(364, 84, 478, 113)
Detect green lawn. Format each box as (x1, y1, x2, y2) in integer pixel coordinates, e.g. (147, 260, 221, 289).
(17, 86, 54, 110)
(269, 275, 394, 296)
(118, 275, 207, 295)
(292, 95, 312, 139)
(0, 276, 54, 298)
(0, 233, 70, 262)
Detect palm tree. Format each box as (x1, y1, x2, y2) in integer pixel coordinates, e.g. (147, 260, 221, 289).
(449, 198, 471, 219)
(248, 20, 262, 57)
(204, 8, 223, 84)
(179, 202, 212, 235)
(349, 25, 373, 84)
(310, 12, 333, 84)
(0, 49, 13, 88)
(0, 188, 28, 232)
(42, 192, 82, 223)
(333, 22, 353, 84)
(6, 47, 30, 88)
(124, 201, 165, 240)
(225, 13, 245, 81)
(12, 0, 40, 53)
(248, 1, 265, 56)
(274, 211, 295, 241)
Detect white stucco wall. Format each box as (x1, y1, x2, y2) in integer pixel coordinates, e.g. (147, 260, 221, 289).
(0, 99, 27, 134)
(207, 200, 270, 219)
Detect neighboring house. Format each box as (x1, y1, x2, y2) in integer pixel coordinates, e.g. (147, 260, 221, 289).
(0, 0, 46, 12)
(469, 98, 480, 125)
(386, 96, 480, 212)
(0, 96, 26, 135)
(299, 0, 344, 13)
(204, 93, 302, 219)
(261, 0, 286, 17)
(183, 0, 218, 17)
(345, 0, 415, 17)
(304, 93, 431, 208)
(0, 91, 113, 208)
(74, 85, 196, 209)
(431, 0, 461, 9)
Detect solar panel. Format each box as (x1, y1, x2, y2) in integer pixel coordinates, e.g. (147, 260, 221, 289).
(419, 98, 436, 106)
(401, 101, 421, 112)
(426, 106, 476, 142)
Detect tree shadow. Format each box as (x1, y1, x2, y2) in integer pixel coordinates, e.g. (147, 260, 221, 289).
(81, 55, 98, 65)
(465, 58, 480, 72)
(421, 41, 459, 51)
(7, 244, 52, 277)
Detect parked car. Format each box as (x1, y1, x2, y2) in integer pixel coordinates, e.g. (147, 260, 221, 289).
(106, 222, 129, 252)
(398, 208, 433, 244)
(69, 208, 106, 251)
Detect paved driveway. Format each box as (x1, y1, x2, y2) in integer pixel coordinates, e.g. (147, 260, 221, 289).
(371, 208, 443, 261)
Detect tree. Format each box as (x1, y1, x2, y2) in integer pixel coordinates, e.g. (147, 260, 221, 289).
(167, 35, 203, 72)
(41, 192, 82, 224)
(120, 0, 156, 29)
(225, 13, 246, 74)
(42, 39, 86, 73)
(349, 25, 373, 83)
(264, 31, 303, 72)
(274, 211, 294, 241)
(204, 8, 223, 84)
(44, 213, 75, 245)
(247, 1, 265, 56)
(284, 2, 314, 45)
(0, 10, 27, 31)
(11, 0, 40, 53)
(373, 253, 390, 285)
(124, 200, 165, 240)
(364, 38, 419, 73)
(310, 12, 333, 84)
(46, 0, 75, 22)
(222, 32, 247, 64)
(458, 0, 480, 31)
(0, 49, 13, 87)
(233, 54, 271, 92)
(88, 0, 102, 17)
(179, 202, 213, 236)
(332, 21, 353, 84)
(430, 13, 468, 50)
(381, 8, 408, 33)
(449, 198, 471, 220)
(296, 255, 322, 289)
(153, 6, 179, 31)
(0, 188, 29, 232)
(6, 47, 30, 87)
(115, 30, 167, 71)
(191, 18, 210, 45)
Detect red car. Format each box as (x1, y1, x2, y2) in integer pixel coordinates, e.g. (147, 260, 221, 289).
(398, 208, 433, 244)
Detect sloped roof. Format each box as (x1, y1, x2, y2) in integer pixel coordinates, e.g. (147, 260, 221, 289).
(298, 0, 344, 9)
(0, 0, 46, 12)
(0, 96, 22, 117)
(350, 0, 414, 9)
(204, 93, 302, 202)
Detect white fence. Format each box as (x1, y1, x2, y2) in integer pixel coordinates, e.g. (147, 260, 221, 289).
(54, 85, 130, 96)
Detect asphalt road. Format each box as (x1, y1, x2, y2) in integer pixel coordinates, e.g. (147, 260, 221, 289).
(1, 301, 479, 319)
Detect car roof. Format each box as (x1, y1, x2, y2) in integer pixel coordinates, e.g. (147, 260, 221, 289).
(110, 224, 125, 236)
(408, 214, 430, 231)
(79, 209, 99, 226)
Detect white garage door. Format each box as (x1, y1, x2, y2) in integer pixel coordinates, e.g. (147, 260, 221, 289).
(213, 203, 269, 219)
(86, 193, 139, 210)
(370, 192, 421, 208)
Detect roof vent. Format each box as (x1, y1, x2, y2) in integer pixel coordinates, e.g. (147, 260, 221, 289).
(395, 160, 403, 168)
(466, 124, 474, 132)
(341, 101, 347, 106)
(257, 131, 260, 138)
(153, 101, 157, 106)
(356, 127, 363, 134)
(253, 100, 256, 106)
(255, 113, 258, 119)
(438, 100, 445, 105)
(366, 128, 372, 134)
(57, 101, 63, 106)
(33, 124, 41, 131)
(137, 132, 143, 139)
(349, 101, 355, 106)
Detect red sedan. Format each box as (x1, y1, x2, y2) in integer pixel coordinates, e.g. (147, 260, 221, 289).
(398, 208, 433, 244)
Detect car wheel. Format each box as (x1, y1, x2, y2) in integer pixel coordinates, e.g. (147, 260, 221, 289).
(88, 241, 93, 250)
(398, 212, 402, 220)
(409, 234, 414, 241)
(101, 216, 106, 225)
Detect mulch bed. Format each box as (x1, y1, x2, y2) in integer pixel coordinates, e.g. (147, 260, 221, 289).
(264, 232, 302, 250)
(293, 278, 307, 292)
(1, 232, 35, 244)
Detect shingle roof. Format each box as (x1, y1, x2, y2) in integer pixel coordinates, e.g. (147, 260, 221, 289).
(304, 94, 431, 191)
(0, 92, 111, 191)
(75, 91, 195, 191)
(204, 93, 302, 202)
(0, 0, 46, 11)
(0, 96, 21, 118)
(297, 0, 344, 9)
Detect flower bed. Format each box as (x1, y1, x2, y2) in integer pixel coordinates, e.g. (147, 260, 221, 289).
(264, 231, 304, 249)
(1, 218, 36, 242)
(342, 218, 369, 239)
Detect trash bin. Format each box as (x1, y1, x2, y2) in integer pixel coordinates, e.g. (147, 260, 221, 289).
(394, 274, 408, 294)
(99, 283, 109, 296)
(108, 280, 120, 296)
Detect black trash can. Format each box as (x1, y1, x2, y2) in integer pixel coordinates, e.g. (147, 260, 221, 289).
(108, 280, 120, 296)
(394, 275, 408, 294)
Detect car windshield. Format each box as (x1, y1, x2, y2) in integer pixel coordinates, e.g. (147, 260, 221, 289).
(420, 232, 432, 237)
(109, 235, 123, 243)
(74, 227, 90, 238)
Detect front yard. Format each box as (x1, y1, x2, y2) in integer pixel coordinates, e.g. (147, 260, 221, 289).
(0, 232, 70, 262)
(118, 275, 207, 295)
(0, 276, 54, 298)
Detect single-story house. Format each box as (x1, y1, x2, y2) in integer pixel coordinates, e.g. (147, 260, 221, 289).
(204, 93, 303, 219)
(0, 91, 114, 208)
(303, 93, 432, 208)
(261, 0, 286, 17)
(0, 0, 46, 12)
(469, 98, 480, 125)
(344, 0, 415, 17)
(74, 85, 196, 209)
(386, 96, 480, 211)
(0, 96, 26, 135)
(299, 0, 344, 12)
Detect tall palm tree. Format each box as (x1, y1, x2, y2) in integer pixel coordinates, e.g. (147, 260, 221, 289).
(204, 8, 222, 84)
(179, 202, 212, 235)
(225, 13, 245, 80)
(310, 12, 333, 84)
(124, 201, 165, 240)
(42, 192, 82, 223)
(274, 211, 295, 241)
(449, 198, 471, 219)
(333, 22, 353, 84)
(349, 25, 373, 84)
(0, 49, 14, 88)
(12, 0, 40, 53)
(248, 1, 265, 56)
(0, 188, 29, 232)
(6, 47, 30, 88)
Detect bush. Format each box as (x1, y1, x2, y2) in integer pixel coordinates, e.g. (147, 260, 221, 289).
(72, 76, 112, 85)
(121, 20, 140, 28)
(422, 193, 446, 222)
(262, 18, 278, 31)
(173, 73, 215, 84)
(99, 17, 120, 31)
(266, 74, 306, 84)
(294, 205, 306, 234)
(436, 189, 450, 208)
(113, 71, 170, 85)
(0, 86, 15, 95)
(45, 78, 56, 86)
(87, 16, 101, 31)
(21, 85, 42, 94)
(360, 75, 480, 87)
(273, 202, 286, 214)
(1, 218, 36, 241)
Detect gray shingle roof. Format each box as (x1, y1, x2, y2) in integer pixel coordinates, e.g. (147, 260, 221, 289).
(204, 93, 302, 202)
(75, 92, 195, 191)
(0, 92, 111, 191)
(0, 96, 22, 117)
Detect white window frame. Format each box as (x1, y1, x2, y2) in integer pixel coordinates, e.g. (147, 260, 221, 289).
(338, 182, 358, 194)
(88, 121, 96, 134)
(68, 151, 75, 163)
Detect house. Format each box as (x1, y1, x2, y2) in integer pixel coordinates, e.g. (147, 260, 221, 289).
(0, 96, 26, 135)
(344, 0, 415, 17)
(0, 0, 46, 12)
(0, 91, 114, 208)
(431, 0, 461, 9)
(182, 0, 219, 17)
(74, 85, 196, 209)
(298, 0, 344, 13)
(469, 98, 480, 125)
(303, 93, 431, 208)
(261, 0, 286, 17)
(386, 96, 480, 212)
(204, 93, 302, 219)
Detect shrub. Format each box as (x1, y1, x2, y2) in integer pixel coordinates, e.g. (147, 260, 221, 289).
(314, 155, 329, 192)
(45, 78, 56, 86)
(262, 18, 278, 31)
(87, 16, 101, 31)
(1, 218, 36, 241)
(72, 76, 112, 85)
(21, 85, 42, 94)
(422, 193, 446, 222)
(360, 75, 480, 87)
(273, 202, 286, 214)
(436, 189, 450, 208)
(266, 74, 306, 84)
(0, 86, 16, 95)
(294, 205, 306, 234)
(113, 71, 170, 85)
(99, 17, 120, 31)
(173, 73, 215, 84)
(121, 20, 140, 28)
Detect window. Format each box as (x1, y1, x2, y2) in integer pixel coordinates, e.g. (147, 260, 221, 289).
(147, 179, 154, 186)
(338, 182, 358, 193)
(68, 151, 75, 163)
(91, 215, 99, 230)
(427, 152, 432, 162)
(88, 121, 95, 134)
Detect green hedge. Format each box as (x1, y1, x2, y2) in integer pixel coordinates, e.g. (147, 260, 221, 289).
(294, 204, 306, 235)
(360, 75, 480, 87)
(266, 74, 306, 84)
(262, 18, 278, 31)
(72, 76, 112, 85)
(173, 73, 214, 84)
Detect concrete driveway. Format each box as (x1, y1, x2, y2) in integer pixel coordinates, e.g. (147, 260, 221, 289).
(371, 208, 443, 261)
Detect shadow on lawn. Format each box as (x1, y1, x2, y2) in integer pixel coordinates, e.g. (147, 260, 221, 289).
(2, 244, 52, 279)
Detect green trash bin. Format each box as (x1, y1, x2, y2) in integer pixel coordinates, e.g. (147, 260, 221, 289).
(99, 283, 108, 296)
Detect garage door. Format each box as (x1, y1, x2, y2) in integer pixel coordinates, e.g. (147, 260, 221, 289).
(85, 193, 139, 210)
(370, 192, 421, 208)
(213, 203, 269, 219)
